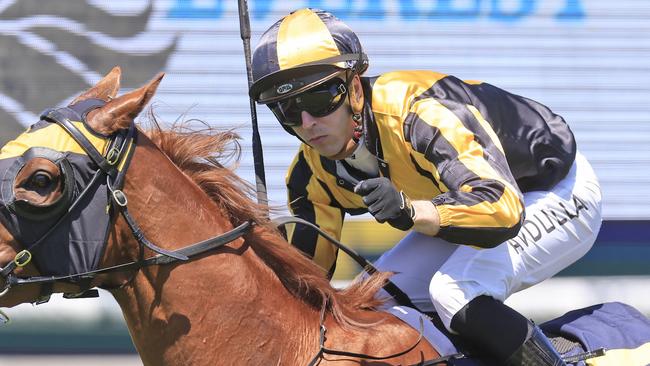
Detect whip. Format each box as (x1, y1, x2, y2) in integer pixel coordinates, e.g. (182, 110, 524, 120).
(237, 0, 269, 212)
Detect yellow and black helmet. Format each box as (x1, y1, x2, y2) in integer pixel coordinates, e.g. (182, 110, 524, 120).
(249, 8, 368, 104)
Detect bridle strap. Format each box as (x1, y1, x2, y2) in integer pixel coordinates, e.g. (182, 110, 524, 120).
(119, 205, 189, 261)
(97, 122, 190, 262)
(5, 220, 254, 288)
(0, 107, 254, 299)
(41, 108, 117, 178)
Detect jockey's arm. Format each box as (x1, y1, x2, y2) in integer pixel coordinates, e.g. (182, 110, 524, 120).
(405, 98, 524, 247)
(285, 149, 344, 275)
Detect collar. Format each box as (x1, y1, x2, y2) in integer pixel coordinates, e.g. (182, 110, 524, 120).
(344, 136, 379, 177)
(360, 76, 390, 178)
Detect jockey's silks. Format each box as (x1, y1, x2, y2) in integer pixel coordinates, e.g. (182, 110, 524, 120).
(285, 71, 575, 272)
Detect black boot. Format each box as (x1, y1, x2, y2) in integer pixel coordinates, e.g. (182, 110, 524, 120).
(506, 323, 567, 366)
(450, 295, 566, 366)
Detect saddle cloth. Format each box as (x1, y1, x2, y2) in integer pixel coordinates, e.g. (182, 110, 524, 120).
(388, 301, 650, 366)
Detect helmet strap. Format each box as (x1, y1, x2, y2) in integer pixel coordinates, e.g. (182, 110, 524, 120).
(347, 74, 364, 143)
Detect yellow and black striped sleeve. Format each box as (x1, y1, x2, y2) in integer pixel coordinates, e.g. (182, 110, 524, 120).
(404, 96, 524, 248)
(285, 148, 344, 275)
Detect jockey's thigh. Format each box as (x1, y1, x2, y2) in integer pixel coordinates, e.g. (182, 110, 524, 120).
(371, 230, 459, 312)
(430, 151, 602, 331)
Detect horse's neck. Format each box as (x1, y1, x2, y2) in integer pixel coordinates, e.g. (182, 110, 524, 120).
(105, 141, 438, 365)
(107, 143, 320, 365)
(112, 243, 320, 365)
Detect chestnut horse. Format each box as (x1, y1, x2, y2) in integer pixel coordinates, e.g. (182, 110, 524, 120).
(0, 67, 443, 365)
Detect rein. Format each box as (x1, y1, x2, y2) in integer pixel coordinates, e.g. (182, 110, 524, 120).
(273, 216, 423, 313)
(1, 220, 253, 292)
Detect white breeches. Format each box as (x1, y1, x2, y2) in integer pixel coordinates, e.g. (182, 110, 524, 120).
(372, 152, 602, 331)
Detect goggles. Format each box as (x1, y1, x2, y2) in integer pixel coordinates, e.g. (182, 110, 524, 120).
(268, 78, 348, 127)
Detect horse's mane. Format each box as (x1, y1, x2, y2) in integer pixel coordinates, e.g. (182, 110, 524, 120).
(144, 116, 388, 328)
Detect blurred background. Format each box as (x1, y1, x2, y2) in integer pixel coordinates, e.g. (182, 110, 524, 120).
(1, 0, 648, 364)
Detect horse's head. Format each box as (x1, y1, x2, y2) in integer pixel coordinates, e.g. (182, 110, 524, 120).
(0, 67, 163, 307)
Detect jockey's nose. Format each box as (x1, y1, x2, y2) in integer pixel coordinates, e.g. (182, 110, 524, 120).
(301, 111, 318, 129)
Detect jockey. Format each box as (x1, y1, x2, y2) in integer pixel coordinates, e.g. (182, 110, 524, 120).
(249, 8, 602, 366)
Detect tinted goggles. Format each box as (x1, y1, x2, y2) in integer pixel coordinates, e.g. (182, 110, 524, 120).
(269, 78, 348, 127)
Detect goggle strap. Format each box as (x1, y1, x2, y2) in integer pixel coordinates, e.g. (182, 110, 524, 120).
(297, 53, 368, 70)
(338, 83, 347, 96)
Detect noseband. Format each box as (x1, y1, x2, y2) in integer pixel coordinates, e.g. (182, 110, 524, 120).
(0, 102, 253, 304)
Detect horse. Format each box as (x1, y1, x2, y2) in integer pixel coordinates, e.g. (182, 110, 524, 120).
(0, 67, 443, 366)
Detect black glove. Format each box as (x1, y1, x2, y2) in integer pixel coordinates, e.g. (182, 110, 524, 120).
(354, 177, 415, 231)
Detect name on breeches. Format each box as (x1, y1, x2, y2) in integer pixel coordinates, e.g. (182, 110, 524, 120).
(509, 195, 588, 254)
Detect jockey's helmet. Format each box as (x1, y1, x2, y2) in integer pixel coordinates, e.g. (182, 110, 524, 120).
(249, 8, 368, 107)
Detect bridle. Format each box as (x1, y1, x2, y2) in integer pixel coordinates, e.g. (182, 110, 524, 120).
(0, 102, 253, 304)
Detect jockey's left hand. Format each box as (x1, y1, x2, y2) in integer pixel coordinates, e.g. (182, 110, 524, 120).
(354, 177, 415, 231)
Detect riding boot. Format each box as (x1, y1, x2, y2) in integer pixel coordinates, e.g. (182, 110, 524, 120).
(449, 295, 565, 366)
(505, 323, 567, 366)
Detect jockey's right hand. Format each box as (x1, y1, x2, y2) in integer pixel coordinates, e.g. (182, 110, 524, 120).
(354, 177, 415, 231)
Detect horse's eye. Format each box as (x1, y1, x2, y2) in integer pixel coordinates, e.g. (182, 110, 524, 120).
(29, 171, 53, 189)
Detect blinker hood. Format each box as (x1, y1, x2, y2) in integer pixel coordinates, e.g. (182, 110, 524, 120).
(0, 99, 115, 279)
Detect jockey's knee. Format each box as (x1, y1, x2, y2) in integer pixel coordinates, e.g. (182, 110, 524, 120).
(429, 272, 509, 333)
(429, 272, 467, 332)
(429, 272, 448, 303)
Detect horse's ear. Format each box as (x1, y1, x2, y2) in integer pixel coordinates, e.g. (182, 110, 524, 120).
(87, 72, 164, 135)
(71, 66, 122, 104)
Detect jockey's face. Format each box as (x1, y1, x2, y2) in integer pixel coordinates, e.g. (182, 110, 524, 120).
(291, 76, 363, 160)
